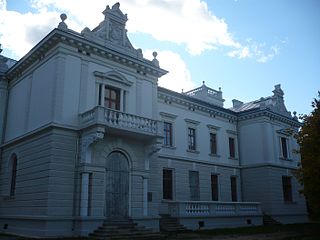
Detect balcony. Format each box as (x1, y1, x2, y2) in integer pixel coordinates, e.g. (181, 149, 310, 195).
(79, 106, 162, 137)
(163, 200, 262, 218)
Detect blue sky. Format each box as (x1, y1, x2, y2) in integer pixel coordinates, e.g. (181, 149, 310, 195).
(1, 0, 319, 115)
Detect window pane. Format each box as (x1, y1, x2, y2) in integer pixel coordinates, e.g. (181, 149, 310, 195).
(281, 137, 288, 158)
(189, 171, 200, 201)
(231, 176, 237, 202)
(188, 128, 196, 150)
(163, 169, 173, 200)
(10, 154, 18, 196)
(229, 138, 235, 158)
(282, 176, 292, 202)
(163, 122, 173, 146)
(104, 86, 120, 110)
(210, 133, 217, 154)
(211, 174, 219, 201)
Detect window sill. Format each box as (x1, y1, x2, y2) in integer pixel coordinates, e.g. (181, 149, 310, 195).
(283, 201, 296, 204)
(280, 157, 293, 161)
(162, 145, 176, 150)
(229, 157, 238, 160)
(209, 153, 221, 158)
(186, 149, 199, 154)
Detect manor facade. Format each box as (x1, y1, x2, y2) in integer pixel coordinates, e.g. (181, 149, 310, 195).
(0, 3, 307, 237)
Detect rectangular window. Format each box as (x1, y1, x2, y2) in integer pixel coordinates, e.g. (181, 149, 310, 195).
(229, 137, 235, 158)
(104, 86, 120, 110)
(88, 173, 93, 216)
(10, 155, 18, 197)
(231, 176, 237, 202)
(188, 128, 196, 151)
(211, 174, 219, 201)
(282, 176, 293, 202)
(163, 122, 173, 146)
(281, 137, 288, 159)
(163, 169, 173, 200)
(210, 133, 217, 155)
(189, 171, 200, 201)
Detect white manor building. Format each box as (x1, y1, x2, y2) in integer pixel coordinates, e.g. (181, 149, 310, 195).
(0, 3, 308, 238)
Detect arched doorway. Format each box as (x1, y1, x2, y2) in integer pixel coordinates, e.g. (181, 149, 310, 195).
(105, 151, 129, 219)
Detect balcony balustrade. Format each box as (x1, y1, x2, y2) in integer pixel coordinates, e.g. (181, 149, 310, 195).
(80, 106, 162, 137)
(164, 201, 261, 218)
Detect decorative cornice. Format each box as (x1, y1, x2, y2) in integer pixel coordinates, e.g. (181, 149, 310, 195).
(5, 28, 168, 81)
(158, 87, 300, 127)
(158, 87, 237, 122)
(237, 108, 301, 127)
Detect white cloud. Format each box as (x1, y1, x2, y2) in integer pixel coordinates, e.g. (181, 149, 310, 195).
(1, 0, 240, 58)
(227, 41, 281, 63)
(0, 0, 283, 63)
(144, 49, 195, 92)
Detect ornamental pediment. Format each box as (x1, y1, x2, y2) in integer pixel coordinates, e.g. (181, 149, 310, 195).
(80, 3, 139, 57)
(94, 70, 133, 86)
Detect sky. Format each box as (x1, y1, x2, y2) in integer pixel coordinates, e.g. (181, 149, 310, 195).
(0, 0, 319, 115)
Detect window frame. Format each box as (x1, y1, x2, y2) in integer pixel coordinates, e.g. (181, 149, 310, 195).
(104, 85, 121, 110)
(188, 127, 197, 151)
(229, 137, 236, 159)
(163, 122, 173, 147)
(280, 137, 289, 159)
(210, 133, 217, 155)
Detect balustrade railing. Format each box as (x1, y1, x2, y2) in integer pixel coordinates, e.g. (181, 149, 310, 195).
(165, 201, 261, 217)
(80, 106, 160, 136)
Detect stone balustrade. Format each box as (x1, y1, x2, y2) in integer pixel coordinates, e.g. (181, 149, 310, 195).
(80, 106, 161, 136)
(165, 201, 261, 217)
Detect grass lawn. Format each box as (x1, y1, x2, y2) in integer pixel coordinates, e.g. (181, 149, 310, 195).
(1, 223, 319, 240)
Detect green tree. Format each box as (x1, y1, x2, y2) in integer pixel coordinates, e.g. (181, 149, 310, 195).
(296, 93, 320, 219)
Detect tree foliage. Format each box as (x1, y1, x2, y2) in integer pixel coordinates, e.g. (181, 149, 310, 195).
(295, 92, 320, 218)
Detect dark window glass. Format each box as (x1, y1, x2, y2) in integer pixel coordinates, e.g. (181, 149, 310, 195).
(281, 137, 288, 158)
(105, 86, 120, 110)
(229, 137, 235, 158)
(282, 176, 293, 202)
(210, 133, 217, 155)
(10, 154, 18, 197)
(163, 122, 173, 146)
(189, 171, 200, 201)
(231, 176, 237, 202)
(188, 128, 196, 150)
(211, 174, 219, 201)
(163, 169, 173, 200)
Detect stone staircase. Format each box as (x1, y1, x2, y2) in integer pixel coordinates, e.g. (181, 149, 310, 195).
(89, 218, 164, 239)
(263, 214, 282, 226)
(159, 214, 188, 233)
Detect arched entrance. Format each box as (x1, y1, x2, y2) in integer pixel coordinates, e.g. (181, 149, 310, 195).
(105, 151, 129, 218)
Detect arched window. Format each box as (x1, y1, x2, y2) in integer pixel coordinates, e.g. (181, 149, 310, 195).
(9, 154, 18, 196)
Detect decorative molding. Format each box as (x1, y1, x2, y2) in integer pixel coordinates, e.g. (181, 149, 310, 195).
(94, 70, 133, 86)
(207, 124, 220, 131)
(159, 112, 177, 120)
(80, 127, 105, 163)
(226, 130, 237, 135)
(184, 118, 200, 126)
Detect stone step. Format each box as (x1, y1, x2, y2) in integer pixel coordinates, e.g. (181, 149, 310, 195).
(89, 218, 164, 239)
